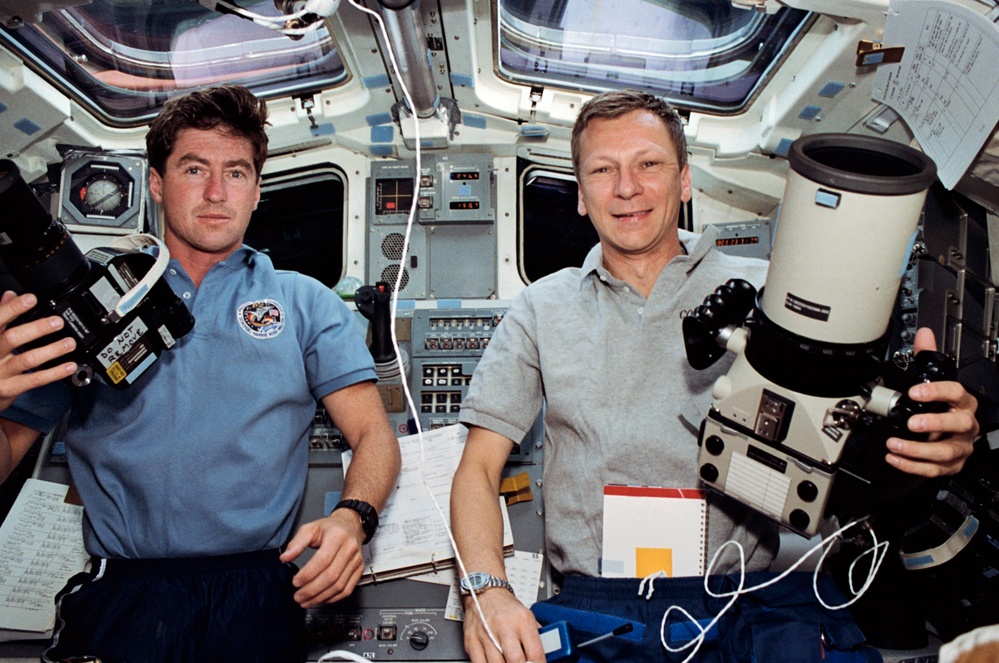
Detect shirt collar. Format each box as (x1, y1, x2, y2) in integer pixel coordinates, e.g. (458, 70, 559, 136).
(167, 245, 258, 279)
(682, 226, 720, 266)
(578, 226, 721, 289)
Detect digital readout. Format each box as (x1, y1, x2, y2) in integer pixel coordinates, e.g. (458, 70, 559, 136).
(715, 236, 759, 246)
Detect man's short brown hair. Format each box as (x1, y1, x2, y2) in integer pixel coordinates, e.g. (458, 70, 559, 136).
(146, 84, 269, 178)
(571, 89, 687, 178)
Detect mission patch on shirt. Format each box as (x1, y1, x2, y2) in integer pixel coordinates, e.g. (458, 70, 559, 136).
(237, 299, 285, 339)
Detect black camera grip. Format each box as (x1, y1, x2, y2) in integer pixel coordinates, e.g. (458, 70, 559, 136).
(889, 350, 958, 434)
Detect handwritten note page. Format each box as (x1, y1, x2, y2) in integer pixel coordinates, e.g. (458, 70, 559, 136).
(0, 479, 89, 635)
(873, 0, 999, 188)
(343, 424, 514, 582)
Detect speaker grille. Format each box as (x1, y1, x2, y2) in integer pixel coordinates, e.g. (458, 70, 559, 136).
(380, 264, 410, 290)
(381, 232, 406, 261)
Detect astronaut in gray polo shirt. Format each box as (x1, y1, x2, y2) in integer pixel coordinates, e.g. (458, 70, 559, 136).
(450, 89, 980, 663)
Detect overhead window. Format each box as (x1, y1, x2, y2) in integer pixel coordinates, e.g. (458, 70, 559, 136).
(0, 1, 346, 125)
(498, 0, 811, 112)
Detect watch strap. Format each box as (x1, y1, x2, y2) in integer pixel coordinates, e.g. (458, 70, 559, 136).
(333, 499, 378, 544)
(460, 572, 515, 596)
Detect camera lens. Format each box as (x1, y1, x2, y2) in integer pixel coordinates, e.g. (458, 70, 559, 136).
(0, 159, 89, 300)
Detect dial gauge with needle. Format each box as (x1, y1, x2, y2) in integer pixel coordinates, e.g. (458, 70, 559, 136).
(60, 156, 146, 230)
(79, 173, 128, 217)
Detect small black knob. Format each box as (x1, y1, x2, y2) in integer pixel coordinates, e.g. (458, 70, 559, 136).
(797, 481, 818, 503)
(705, 435, 725, 456)
(409, 631, 429, 651)
(789, 509, 811, 532)
(700, 463, 719, 483)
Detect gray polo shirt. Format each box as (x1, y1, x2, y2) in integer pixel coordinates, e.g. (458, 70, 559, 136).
(460, 228, 779, 577)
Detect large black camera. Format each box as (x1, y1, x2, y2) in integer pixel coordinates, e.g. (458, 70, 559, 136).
(0, 159, 194, 389)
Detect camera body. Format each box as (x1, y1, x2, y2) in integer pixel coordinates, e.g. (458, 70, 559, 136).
(42, 243, 194, 388)
(684, 133, 941, 537)
(696, 339, 853, 537)
(0, 158, 193, 389)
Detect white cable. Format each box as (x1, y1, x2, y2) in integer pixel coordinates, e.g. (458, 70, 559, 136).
(200, 0, 336, 36)
(316, 651, 370, 663)
(658, 518, 889, 663)
(202, 0, 307, 26)
(344, 1, 511, 659)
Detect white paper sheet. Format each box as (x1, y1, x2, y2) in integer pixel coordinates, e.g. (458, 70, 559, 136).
(873, 0, 999, 188)
(0, 479, 88, 637)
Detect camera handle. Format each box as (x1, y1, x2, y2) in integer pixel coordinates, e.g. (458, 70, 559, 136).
(104, 234, 170, 323)
(864, 351, 956, 431)
(886, 350, 957, 435)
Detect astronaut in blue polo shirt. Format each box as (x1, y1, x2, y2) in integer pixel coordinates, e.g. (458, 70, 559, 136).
(0, 84, 401, 663)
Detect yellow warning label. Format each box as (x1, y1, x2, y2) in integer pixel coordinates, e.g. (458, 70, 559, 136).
(107, 362, 126, 384)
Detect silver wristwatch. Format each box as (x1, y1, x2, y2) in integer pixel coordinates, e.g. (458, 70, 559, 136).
(459, 571, 515, 596)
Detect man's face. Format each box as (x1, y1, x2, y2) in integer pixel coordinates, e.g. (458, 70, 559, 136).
(149, 127, 260, 263)
(576, 109, 692, 264)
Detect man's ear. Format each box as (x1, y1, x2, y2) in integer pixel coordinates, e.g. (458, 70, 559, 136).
(577, 187, 587, 217)
(680, 164, 692, 204)
(149, 167, 163, 205)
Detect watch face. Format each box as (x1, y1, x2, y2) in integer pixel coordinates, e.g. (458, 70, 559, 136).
(462, 572, 489, 591)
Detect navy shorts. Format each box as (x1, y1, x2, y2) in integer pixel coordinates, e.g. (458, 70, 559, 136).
(44, 549, 306, 663)
(532, 573, 881, 662)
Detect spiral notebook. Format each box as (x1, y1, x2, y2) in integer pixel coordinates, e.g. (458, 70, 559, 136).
(600, 486, 707, 578)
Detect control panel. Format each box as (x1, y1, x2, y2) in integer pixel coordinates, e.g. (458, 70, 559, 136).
(306, 600, 467, 662)
(410, 308, 501, 430)
(308, 305, 535, 465)
(367, 155, 497, 300)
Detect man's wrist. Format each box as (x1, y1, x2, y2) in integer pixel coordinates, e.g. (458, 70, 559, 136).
(459, 571, 515, 596)
(332, 499, 379, 544)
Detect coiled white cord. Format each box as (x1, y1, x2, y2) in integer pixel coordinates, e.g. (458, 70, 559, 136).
(659, 518, 889, 663)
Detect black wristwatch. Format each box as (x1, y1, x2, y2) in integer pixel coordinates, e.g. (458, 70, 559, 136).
(333, 499, 379, 544)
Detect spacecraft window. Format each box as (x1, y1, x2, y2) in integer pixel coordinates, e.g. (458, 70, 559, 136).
(519, 165, 599, 284)
(244, 169, 346, 288)
(0, 0, 346, 125)
(497, 0, 811, 112)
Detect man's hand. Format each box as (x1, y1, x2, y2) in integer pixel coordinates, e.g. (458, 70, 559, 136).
(885, 328, 979, 477)
(279, 508, 366, 607)
(462, 588, 545, 663)
(0, 291, 77, 410)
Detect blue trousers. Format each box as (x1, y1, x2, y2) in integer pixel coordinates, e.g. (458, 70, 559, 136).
(532, 573, 882, 662)
(44, 549, 306, 663)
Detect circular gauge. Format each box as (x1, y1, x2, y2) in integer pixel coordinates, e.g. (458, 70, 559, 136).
(60, 156, 145, 230)
(80, 174, 127, 216)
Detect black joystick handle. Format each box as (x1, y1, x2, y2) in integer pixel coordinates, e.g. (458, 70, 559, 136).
(355, 282, 395, 364)
(683, 279, 757, 370)
(889, 350, 958, 429)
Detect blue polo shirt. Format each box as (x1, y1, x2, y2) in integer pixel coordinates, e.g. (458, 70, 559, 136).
(5, 247, 377, 559)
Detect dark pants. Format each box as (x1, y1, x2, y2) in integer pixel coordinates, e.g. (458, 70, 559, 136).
(532, 573, 882, 662)
(44, 549, 306, 663)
